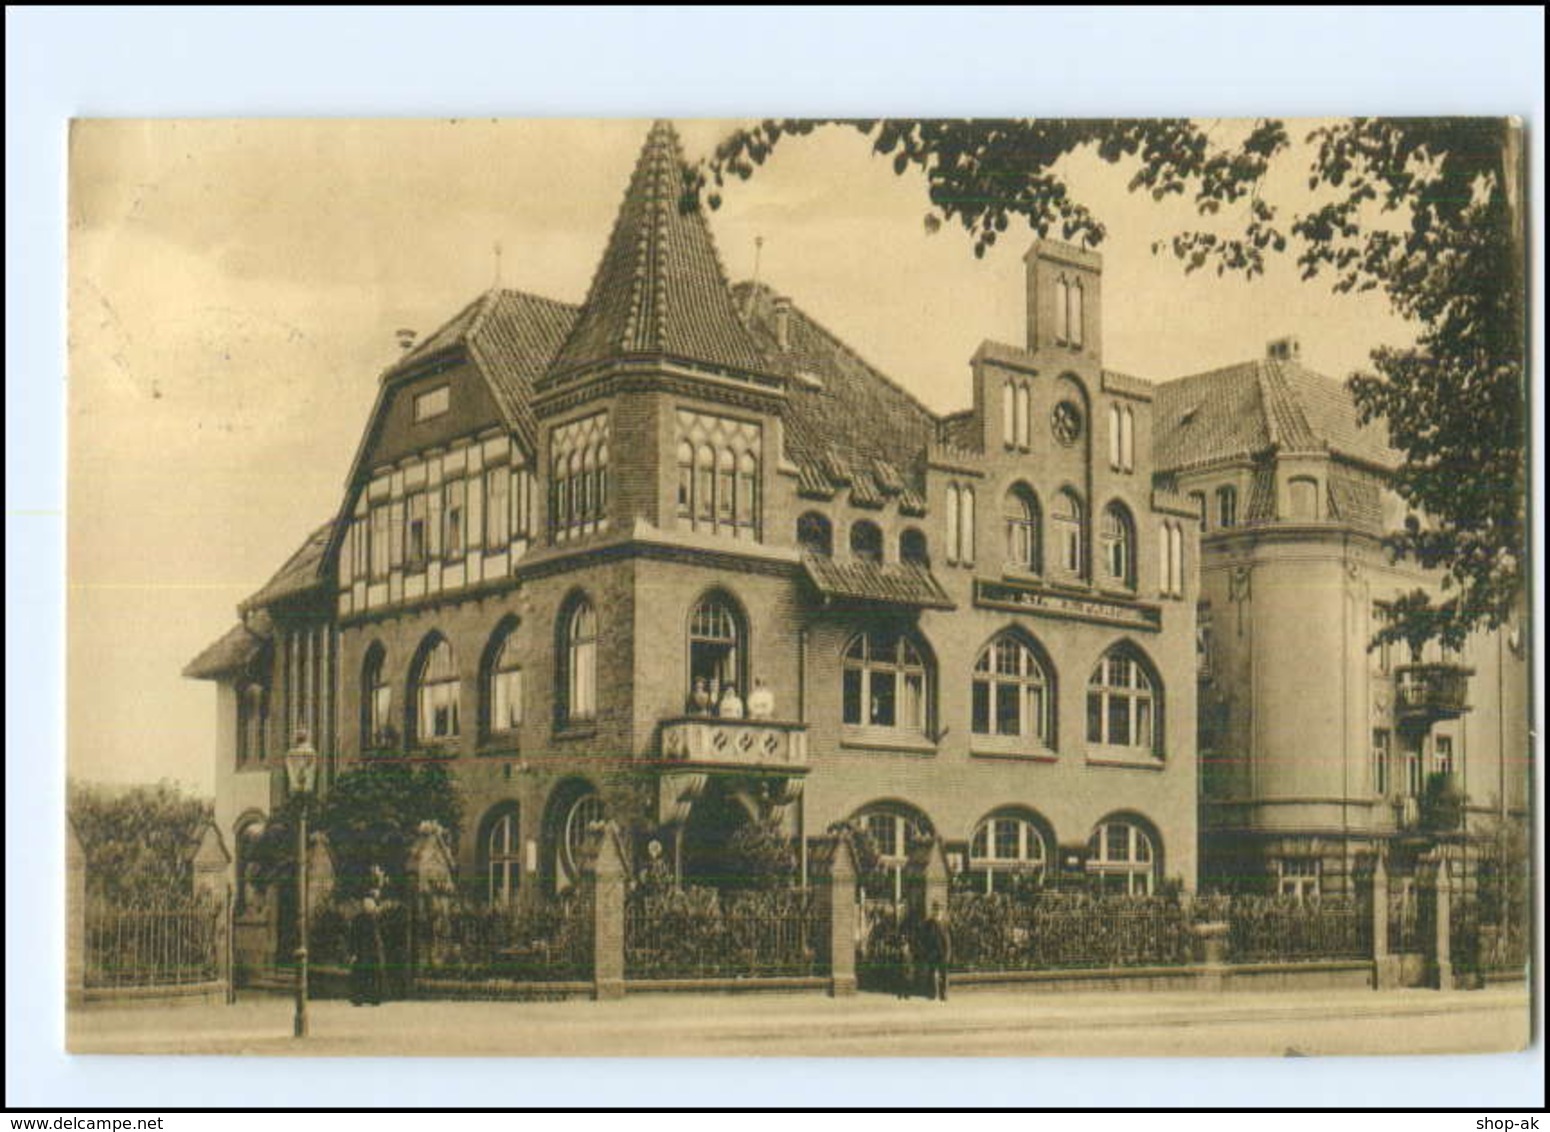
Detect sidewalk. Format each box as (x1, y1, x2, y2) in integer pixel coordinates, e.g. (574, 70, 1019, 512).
(68, 983, 1531, 1058)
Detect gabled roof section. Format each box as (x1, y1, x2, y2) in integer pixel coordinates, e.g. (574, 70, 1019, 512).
(385, 288, 578, 454)
(549, 120, 769, 380)
(240, 522, 334, 613)
(735, 281, 939, 501)
(184, 622, 269, 681)
(802, 554, 955, 611)
(1153, 357, 1399, 474)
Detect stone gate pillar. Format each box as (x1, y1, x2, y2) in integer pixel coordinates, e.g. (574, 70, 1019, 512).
(1371, 851, 1400, 990)
(588, 821, 627, 1001)
(188, 823, 233, 1002)
(817, 833, 858, 997)
(1429, 848, 1453, 990)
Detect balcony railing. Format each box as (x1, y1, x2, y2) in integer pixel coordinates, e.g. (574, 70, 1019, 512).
(1394, 663, 1472, 725)
(659, 717, 808, 768)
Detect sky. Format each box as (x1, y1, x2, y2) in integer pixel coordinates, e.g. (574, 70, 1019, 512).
(66, 116, 1415, 796)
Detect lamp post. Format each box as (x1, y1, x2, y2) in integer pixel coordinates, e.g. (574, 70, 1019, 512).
(285, 729, 318, 1039)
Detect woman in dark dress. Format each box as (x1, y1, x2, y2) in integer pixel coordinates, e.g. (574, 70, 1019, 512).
(349, 893, 387, 1006)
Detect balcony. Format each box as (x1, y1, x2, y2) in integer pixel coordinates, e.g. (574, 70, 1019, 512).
(658, 717, 808, 769)
(1394, 663, 1472, 726)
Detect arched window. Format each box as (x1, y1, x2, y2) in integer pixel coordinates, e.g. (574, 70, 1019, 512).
(1002, 381, 1016, 447)
(971, 632, 1053, 746)
(1108, 404, 1121, 470)
(1101, 502, 1135, 588)
(688, 593, 745, 706)
(411, 636, 460, 743)
(1053, 489, 1085, 576)
(1086, 645, 1161, 756)
(842, 629, 930, 735)
(797, 511, 833, 557)
(1189, 490, 1207, 531)
(969, 810, 1049, 893)
(695, 444, 715, 523)
(483, 805, 521, 905)
(1288, 476, 1320, 521)
(1054, 276, 1070, 343)
(1216, 485, 1238, 528)
(1158, 520, 1185, 598)
(1068, 279, 1084, 348)
(717, 448, 736, 526)
(484, 623, 523, 738)
(239, 682, 269, 764)
(1003, 484, 1042, 573)
(676, 441, 694, 518)
(737, 451, 758, 535)
(899, 528, 930, 567)
(361, 644, 393, 750)
(1014, 384, 1030, 448)
(958, 484, 976, 565)
(563, 792, 607, 883)
(850, 520, 883, 564)
(562, 598, 598, 724)
(1120, 405, 1134, 472)
(1087, 818, 1158, 895)
(854, 802, 934, 906)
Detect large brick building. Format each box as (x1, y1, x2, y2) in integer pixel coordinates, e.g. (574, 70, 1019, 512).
(1153, 341, 1531, 897)
(185, 120, 1206, 924)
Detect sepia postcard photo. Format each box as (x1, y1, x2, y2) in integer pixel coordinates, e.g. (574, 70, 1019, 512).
(62, 113, 1532, 1063)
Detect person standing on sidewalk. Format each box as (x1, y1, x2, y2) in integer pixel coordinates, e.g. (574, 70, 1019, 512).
(920, 901, 952, 1002)
(349, 891, 387, 1006)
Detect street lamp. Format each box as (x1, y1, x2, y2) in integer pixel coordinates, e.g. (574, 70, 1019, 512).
(285, 728, 318, 1039)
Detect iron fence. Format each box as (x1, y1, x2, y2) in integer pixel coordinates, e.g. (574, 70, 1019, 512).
(625, 887, 818, 979)
(84, 899, 223, 989)
(415, 892, 593, 983)
(1388, 887, 1422, 953)
(947, 892, 1194, 972)
(1451, 897, 1529, 976)
(1226, 895, 1370, 962)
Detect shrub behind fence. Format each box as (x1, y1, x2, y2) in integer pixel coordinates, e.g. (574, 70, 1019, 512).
(625, 887, 818, 979)
(948, 892, 1193, 972)
(84, 898, 223, 989)
(1226, 895, 1369, 962)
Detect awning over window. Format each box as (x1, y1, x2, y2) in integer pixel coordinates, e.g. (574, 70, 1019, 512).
(801, 555, 954, 611)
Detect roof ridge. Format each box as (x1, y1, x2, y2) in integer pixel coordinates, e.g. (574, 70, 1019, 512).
(1253, 360, 1282, 448)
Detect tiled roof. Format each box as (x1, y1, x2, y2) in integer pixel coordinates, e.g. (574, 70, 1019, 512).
(388, 289, 578, 454)
(938, 411, 980, 452)
(1328, 463, 1384, 532)
(184, 622, 268, 680)
(550, 121, 769, 379)
(802, 554, 954, 610)
(240, 522, 334, 612)
(1153, 358, 1399, 473)
(735, 281, 939, 506)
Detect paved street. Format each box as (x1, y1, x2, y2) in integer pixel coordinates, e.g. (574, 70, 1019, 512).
(68, 984, 1530, 1058)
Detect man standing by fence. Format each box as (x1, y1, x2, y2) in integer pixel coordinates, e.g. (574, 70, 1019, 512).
(920, 901, 952, 1002)
(349, 892, 387, 1006)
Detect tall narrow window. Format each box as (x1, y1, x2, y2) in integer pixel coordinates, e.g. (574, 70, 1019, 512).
(512, 467, 532, 540)
(1054, 276, 1070, 344)
(695, 444, 715, 523)
(1086, 645, 1161, 755)
(239, 683, 268, 764)
(1288, 476, 1320, 521)
(1109, 404, 1123, 469)
(1068, 280, 1084, 348)
(1433, 734, 1455, 776)
(1372, 728, 1391, 795)
(1169, 522, 1184, 597)
(1053, 489, 1085, 576)
(674, 410, 763, 539)
(676, 441, 694, 518)
(1101, 503, 1135, 588)
(959, 485, 976, 565)
(842, 630, 930, 735)
(362, 645, 392, 750)
(797, 511, 833, 557)
(1158, 521, 1173, 597)
(1014, 385, 1030, 448)
(1120, 406, 1134, 472)
(412, 636, 460, 744)
(564, 599, 598, 724)
(688, 594, 744, 704)
(486, 626, 523, 737)
(1216, 485, 1238, 529)
(971, 632, 1053, 745)
(1003, 382, 1017, 448)
(370, 504, 391, 579)
(405, 492, 428, 569)
(737, 452, 758, 536)
(485, 466, 509, 547)
(717, 448, 736, 528)
(485, 808, 521, 906)
(850, 520, 883, 565)
(550, 412, 610, 540)
(1003, 485, 1041, 573)
(443, 477, 466, 560)
(1189, 490, 1207, 532)
(945, 484, 960, 566)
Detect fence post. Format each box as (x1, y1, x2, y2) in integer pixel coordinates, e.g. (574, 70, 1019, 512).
(588, 822, 627, 1001)
(67, 821, 86, 1008)
(1430, 848, 1453, 991)
(818, 834, 858, 997)
(1370, 851, 1399, 990)
(918, 838, 951, 922)
(406, 822, 456, 995)
(188, 823, 233, 1003)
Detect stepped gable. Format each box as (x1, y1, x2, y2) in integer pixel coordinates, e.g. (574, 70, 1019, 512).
(549, 120, 769, 380)
(734, 281, 939, 507)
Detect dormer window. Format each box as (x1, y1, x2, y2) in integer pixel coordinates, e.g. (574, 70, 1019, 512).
(413, 385, 450, 423)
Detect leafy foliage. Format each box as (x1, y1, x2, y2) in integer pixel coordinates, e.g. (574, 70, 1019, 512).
(625, 885, 817, 979)
(68, 780, 214, 904)
(722, 815, 797, 891)
(686, 118, 1526, 650)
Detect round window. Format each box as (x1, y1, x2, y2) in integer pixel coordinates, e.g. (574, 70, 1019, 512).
(1052, 401, 1083, 446)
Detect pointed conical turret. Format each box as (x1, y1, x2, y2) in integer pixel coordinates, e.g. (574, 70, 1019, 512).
(548, 120, 770, 379)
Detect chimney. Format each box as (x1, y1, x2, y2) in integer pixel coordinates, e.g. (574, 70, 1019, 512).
(396, 328, 418, 353)
(1266, 336, 1301, 362)
(772, 296, 792, 352)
